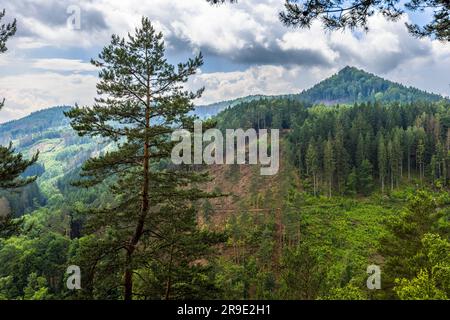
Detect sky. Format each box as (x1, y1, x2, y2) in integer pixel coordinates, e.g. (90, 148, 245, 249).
(0, 0, 449, 123)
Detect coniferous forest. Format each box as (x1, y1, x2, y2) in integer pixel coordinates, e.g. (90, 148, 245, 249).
(0, 1, 450, 304)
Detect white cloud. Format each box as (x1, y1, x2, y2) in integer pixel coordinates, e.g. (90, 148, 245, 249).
(190, 65, 336, 105)
(0, 72, 97, 123)
(0, 0, 449, 123)
(32, 59, 97, 72)
(0, 54, 100, 122)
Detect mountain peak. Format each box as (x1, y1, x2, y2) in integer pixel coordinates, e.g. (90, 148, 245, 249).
(339, 65, 359, 72)
(336, 66, 374, 78)
(298, 66, 443, 105)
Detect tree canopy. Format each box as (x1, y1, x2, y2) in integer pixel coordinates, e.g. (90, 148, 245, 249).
(65, 17, 222, 300)
(0, 9, 38, 238)
(208, 0, 450, 41)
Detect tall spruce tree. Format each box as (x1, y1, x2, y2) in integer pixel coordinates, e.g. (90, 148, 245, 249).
(0, 10, 38, 237)
(323, 136, 335, 197)
(334, 121, 349, 194)
(358, 159, 374, 196)
(417, 139, 426, 182)
(306, 138, 319, 196)
(405, 127, 415, 181)
(387, 139, 395, 191)
(66, 17, 218, 300)
(378, 133, 387, 193)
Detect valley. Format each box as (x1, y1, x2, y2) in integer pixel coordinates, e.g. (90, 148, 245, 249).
(1, 66, 449, 300)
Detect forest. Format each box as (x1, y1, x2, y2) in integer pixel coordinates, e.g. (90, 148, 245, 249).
(0, 10, 449, 301)
(1, 83, 449, 300)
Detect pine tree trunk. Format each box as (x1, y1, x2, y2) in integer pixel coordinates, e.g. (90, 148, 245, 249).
(124, 79, 151, 300)
(400, 162, 403, 179)
(391, 170, 394, 191)
(408, 153, 411, 181)
(329, 174, 332, 198)
(165, 245, 174, 300)
(124, 250, 133, 300)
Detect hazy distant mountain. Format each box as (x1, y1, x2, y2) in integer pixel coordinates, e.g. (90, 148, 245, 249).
(193, 66, 446, 117)
(194, 95, 269, 119)
(1, 66, 446, 144)
(0, 106, 71, 145)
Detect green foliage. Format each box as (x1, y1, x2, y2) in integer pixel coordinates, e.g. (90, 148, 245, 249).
(65, 17, 221, 300)
(0, 9, 16, 54)
(23, 273, 50, 300)
(212, 1, 449, 41)
(0, 17, 448, 300)
(297, 67, 444, 105)
(395, 269, 447, 300)
(216, 83, 449, 198)
(320, 284, 366, 300)
(0, 232, 70, 299)
(0, 8, 39, 239)
(379, 190, 450, 298)
(279, 1, 450, 42)
(0, 143, 38, 189)
(358, 159, 374, 196)
(280, 243, 325, 299)
(394, 233, 450, 300)
(345, 167, 358, 196)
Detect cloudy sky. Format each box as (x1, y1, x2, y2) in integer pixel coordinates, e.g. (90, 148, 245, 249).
(0, 0, 449, 123)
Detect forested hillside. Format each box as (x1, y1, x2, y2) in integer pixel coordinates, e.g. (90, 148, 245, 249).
(296, 66, 445, 105)
(194, 95, 268, 119)
(0, 107, 71, 145)
(0, 106, 107, 219)
(1, 0, 449, 305)
(194, 66, 447, 118)
(216, 98, 450, 194)
(205, 96, 450, 300)
(1, 65, 449, 300)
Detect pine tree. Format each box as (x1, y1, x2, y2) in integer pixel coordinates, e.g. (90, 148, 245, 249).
(417, 139, 426, 183)
(0, 144, 38, 189)
(378, 134, 387, 194)
(323, 137, 335, 197)
(0, 9, 16, 111)
(387, 131, 403, 190)
(431, 155, 438, 183)
(405, 127, 415, 181)
(66, 18, 218, 300)
(446, 128, 450, 182)
(334, 121, 349, 194)
(213, 0, 450, 41)
(393, 129, 403, 182)
(358, 159, 374, 196)
(133, 201, 224, 300)
(306, 138, 319, 196)
(346, 167, 357, 196)
(356, 133, 365, 167)
(278, 0, 450, 41)
(387, 139, 395, 191)
(435, 141, 446, 184)
(0, 10, 38, 238)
